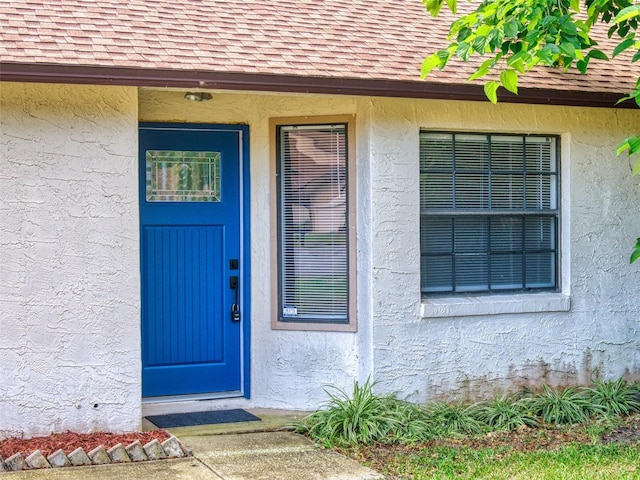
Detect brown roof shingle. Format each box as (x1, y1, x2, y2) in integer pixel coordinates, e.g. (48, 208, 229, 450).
(1, 0, 638, 102)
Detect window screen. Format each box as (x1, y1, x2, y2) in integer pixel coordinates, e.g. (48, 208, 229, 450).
(420, 133, 559, 294)
(277, 124, 349, 323)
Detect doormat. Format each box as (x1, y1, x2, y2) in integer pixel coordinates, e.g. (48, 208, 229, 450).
(145, 409, 261, 428)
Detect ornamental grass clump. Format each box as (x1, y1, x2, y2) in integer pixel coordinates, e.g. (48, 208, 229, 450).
(294, 379, 405, 447)
(532, 384, 594, 425)
(473, 394, 539, 431)
(585, 378, 640, 418)
(424, 401, 486, 437)
(296, 377, 640, 448)
(384, 399, 442, 445)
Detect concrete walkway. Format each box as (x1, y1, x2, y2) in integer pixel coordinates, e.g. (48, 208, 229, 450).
(2, 412, 383, 480)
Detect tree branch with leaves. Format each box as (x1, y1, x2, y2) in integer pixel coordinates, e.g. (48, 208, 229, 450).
(422, 0, 640, 263)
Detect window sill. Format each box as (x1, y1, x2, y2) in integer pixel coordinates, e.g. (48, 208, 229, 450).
(420, 292, 571, 319)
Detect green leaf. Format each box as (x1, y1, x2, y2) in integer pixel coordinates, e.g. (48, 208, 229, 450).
(504, 20, 519, 38)
(423, 0, 444, 17)
(457, 27, 472, 42)
(587, 49, 609, 61)
(468, 59, 493, 81)
(559, 42, 577, 57)
(613, 37, 635, 57)
(561, 22, 578, 37)
(577, 59, 589, 73)
(500, 70, 519, 94)
(628, 136, 640, 157)
(542, 15, 557, 28)
(617, 136, 640, 158)
(630, 238, 640, 264)
(468, 67, 490, 81)
(508, 57, 526, 73)
(456, 41, 471, 60)
(472, 35, 488, 53)
(421, 53, 442, 78)
(615, 5, 640, 24)
(484, 81, 500, 104)
(633, 49, 640, 62)
(445, 0, 457, 15)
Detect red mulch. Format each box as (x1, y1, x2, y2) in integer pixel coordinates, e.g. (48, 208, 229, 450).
(0, 430, 171, 459)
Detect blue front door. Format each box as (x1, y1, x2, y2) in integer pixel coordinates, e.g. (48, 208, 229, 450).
(140, 123, 247, 398)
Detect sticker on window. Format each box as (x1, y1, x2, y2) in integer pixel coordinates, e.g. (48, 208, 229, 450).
(282, 306, 298, 317)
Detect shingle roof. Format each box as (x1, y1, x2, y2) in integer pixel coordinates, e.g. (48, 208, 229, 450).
(1, 0, 638, 100)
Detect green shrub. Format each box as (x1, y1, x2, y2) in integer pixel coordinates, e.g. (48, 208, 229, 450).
(532, 384, 593, 425)
(294, 378, 404, 447)
(425, 401, 486, 436)
(384, 399, 442, 444)
(474, 394, 539, 431)
(585, 378, 640, 417)
(296, 377, 640, 448)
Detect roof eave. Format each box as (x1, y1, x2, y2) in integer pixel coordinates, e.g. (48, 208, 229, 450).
(0, 62, 635, 109)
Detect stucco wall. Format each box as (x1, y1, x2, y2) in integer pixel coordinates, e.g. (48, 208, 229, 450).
(2, 84, 638, 438)
(141, 89, 640, 410)
(367, 97, 640, 402)
(0, 82, 140, 439)
(139, 90, 367, 410)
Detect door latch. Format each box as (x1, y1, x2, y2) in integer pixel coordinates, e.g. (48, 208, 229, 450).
(230, 276, 241, 322)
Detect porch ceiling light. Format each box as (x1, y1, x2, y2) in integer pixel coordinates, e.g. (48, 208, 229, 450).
(184, 92, 212, 102)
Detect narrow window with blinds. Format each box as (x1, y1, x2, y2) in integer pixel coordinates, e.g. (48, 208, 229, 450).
(277, 124, 349, 323)
(420, 132, 559, 294)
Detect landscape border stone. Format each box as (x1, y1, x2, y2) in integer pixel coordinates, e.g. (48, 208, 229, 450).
(4, 452, 27, 471)
(67, 447, 92, 466)
(47, 449, 71, 468)
(25, 450, 50, 469)
(0, 435, 189, 472)
(125, 440, 148, 462)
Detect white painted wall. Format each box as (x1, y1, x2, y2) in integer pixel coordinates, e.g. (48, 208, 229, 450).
(0, 83, 140, 439)
(139, 90, 368, 411)
(366, 97, 640, 402)
(1, 83, 638, 438)
(141, 89, 640, 410)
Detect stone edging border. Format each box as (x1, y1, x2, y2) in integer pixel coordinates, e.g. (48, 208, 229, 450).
(0, 435, 190, 472)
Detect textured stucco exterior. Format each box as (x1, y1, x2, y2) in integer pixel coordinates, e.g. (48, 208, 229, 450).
(138, 90, 366, 411)
(367, 97, 640, 402)
(139, 89, 640, 405)
(1, 82, 639, 438)
(0, 83, 141, 439)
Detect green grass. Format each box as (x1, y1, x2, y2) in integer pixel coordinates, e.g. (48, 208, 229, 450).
(368, 442, 640, 479)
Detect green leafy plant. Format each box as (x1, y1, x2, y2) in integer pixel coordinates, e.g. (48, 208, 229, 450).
(586, 378, 640, 417)
(425, 401, 486, 436)
(474, 394, 539, 431)
(383, 399, 443, 444)
(422, 0, 640, 262)
(293, 379, 404, 447)
(297, 378, 640, 449)
(532, 384, 594, 425)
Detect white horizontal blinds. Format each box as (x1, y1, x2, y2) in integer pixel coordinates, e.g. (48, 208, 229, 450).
(420, 133, 558, 294)
(278, 124, 348, 323)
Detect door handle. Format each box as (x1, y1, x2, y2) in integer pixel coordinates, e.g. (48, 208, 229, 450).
(229, 276, 241, 322)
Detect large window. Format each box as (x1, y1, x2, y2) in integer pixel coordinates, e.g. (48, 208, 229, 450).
(420, 133, 559, 294)
(272, 117, 356, 330)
